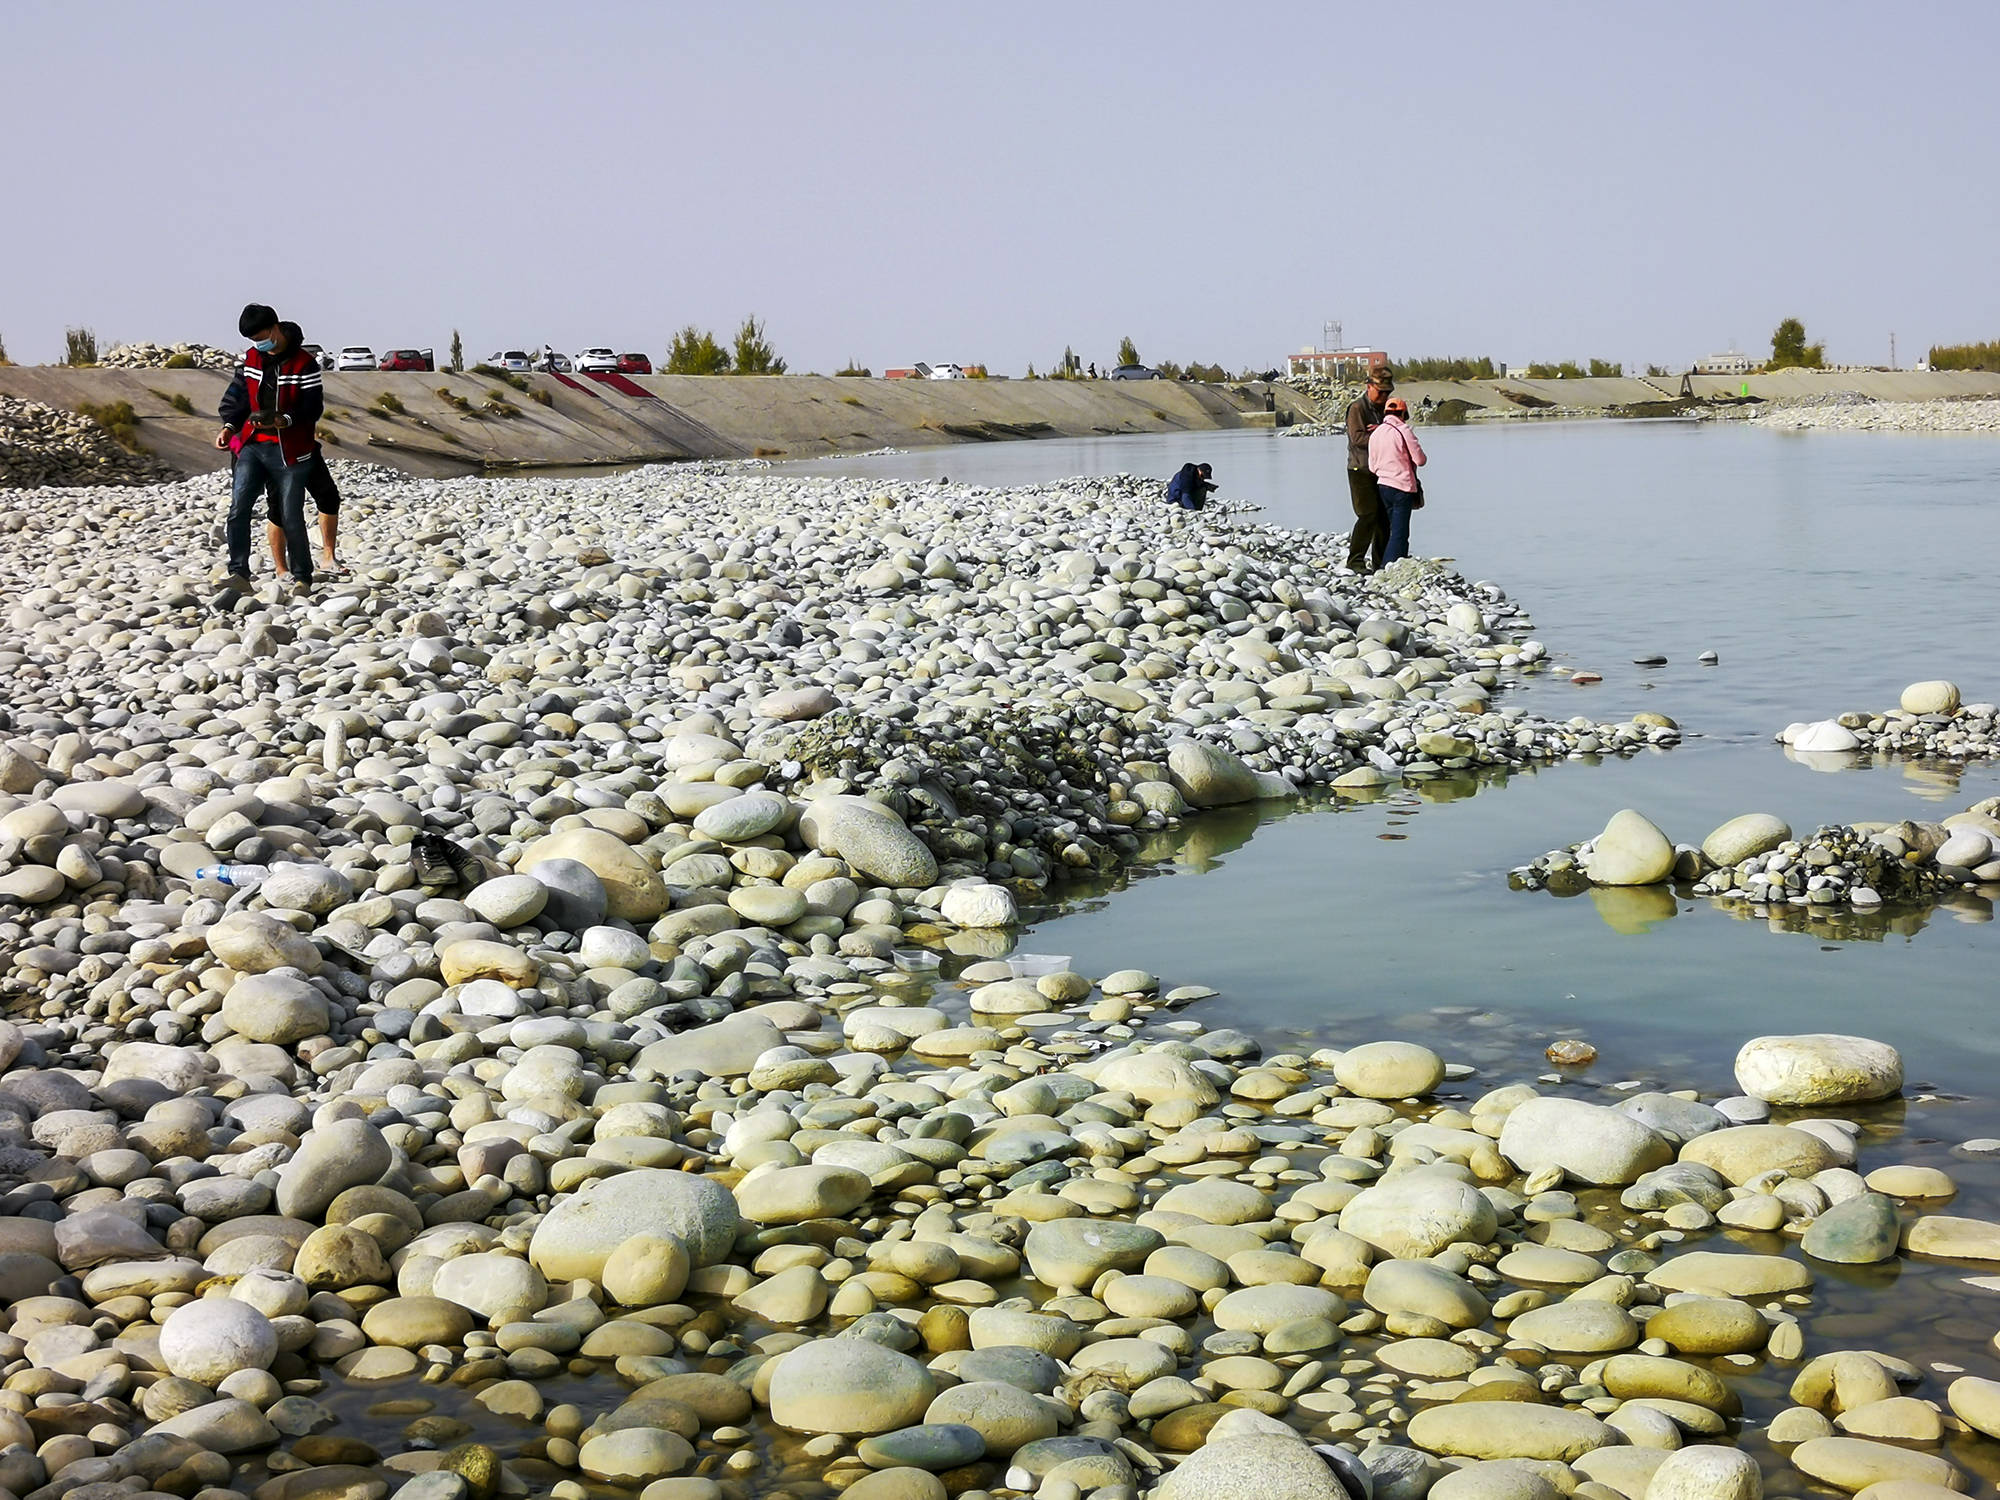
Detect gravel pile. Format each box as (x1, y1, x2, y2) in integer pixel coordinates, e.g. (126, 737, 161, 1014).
(101, 341, 237, 372)
(0, 393, 184, 489)
(1742, 396, 2000, 434)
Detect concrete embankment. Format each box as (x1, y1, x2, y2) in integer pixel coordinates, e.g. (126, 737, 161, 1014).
(0, 367, 1315, 479)
(1393, 367, 2000, 416)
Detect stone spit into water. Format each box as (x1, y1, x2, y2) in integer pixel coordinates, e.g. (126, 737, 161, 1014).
(0, 464, 1984, 1500)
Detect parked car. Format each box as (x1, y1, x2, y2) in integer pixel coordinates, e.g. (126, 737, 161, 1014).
(535, 351, 574, 373)
(1109, 364, 1160, 380)
(379, 349, 434, 372)
(927, 363, 966, 380)
(486, 350, 533, 372)
(302, 344, 332, 371)
(334, 347, 375, 371)
(616, 353, 653, 375)
(576, 348, 619, 373)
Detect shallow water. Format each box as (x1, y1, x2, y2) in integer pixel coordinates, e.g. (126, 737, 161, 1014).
(798, 422, 2000, 1096)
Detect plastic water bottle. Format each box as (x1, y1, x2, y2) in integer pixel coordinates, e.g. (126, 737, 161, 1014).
(193, 864, 269, 889)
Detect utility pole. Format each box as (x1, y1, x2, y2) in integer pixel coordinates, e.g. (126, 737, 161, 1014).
(1889, 331, 1897, 370)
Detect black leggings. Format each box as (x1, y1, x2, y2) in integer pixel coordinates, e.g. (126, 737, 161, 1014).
(261, 450, 341, 523)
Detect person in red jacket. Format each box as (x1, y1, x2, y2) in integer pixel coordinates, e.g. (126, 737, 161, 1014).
(215, 303, 323, 591)
(246, 322, 346, 578)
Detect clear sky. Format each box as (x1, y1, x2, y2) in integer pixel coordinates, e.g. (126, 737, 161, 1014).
(5, 0, 1996, 373)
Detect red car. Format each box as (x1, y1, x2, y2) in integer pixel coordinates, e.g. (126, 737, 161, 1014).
(379, 348, 435, 372)
(616, 353, 652, 375)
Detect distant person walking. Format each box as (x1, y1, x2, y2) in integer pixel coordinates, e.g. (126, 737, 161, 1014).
(216, 303, 322, 592)
(247, 323, 345, 578)
(1344, 366, 1394, 573)
(1367, 395, 1427, 565)
(1165, 461, 1216, 512)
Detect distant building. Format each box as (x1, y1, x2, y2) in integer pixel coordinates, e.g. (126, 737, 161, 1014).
(1694, 351, 1755, 375)
(1286, 346, 1390, 380)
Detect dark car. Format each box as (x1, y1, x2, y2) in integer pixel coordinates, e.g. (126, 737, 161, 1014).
(379, 349, 435, 372)
(1109, 364, 1160, 380)
(616, 352, 653, 375)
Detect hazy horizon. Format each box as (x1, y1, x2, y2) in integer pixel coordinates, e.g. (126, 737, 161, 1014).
(4, 0, 1996, 374)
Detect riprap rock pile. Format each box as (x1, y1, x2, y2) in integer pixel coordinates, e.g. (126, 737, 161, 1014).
(0, 394, 183, 489)
(101, 340, 237, 371)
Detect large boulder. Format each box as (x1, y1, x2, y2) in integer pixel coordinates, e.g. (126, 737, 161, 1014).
(520, 828, 667, 922)
(529, 1169, 739, 1279)
(1167, 741, 1262, 808)
(1680, 1125, 1839, 1186)
(1158, 1434, 1349, 1500)
(1733, 1035, 1903, 1107)
(1901, 680, 1961, 715)
(1499, 1098, 1673, 1186)
(206, 911, 321, 974)
(220, 973, 330, 1044)
(634, 1013, 784, 1079)
(1701, 814, 1792, 867)
(1340, 1169, 1498, 1258)
(734, 1165, 872, 1226)
(796, 797, 937, 887)
(1407, 1405, 1614, 1462)
(160, 1298, 278, 1385)
(275, 1119, 391, 1220)
(767, 1337, 937, 1435)
(1585, 810, 1675, 886)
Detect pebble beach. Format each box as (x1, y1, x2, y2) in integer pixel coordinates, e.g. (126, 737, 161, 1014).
(4, 457, 2000, 1500)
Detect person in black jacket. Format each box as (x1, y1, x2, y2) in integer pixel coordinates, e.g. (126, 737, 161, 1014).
(247, 323, 346, 578)
(1165, 461, 1217, 511)
(216, 304, 323, 590)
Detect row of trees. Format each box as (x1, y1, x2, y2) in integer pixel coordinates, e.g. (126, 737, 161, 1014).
(664, 316, 787, 376)
(1927, 339, 2000, 371)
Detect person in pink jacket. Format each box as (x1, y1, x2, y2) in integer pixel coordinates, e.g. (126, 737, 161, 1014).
(1366, 396, 1427, 564)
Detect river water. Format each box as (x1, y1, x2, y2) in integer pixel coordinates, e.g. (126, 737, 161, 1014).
(795, 422, 2000, 1097)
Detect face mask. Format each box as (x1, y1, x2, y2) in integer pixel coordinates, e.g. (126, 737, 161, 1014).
(253, 337, 277, 353)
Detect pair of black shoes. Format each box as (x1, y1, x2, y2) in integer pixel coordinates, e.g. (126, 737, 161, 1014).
(412, 832, 483, 889)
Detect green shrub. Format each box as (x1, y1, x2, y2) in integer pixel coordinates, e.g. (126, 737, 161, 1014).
(374, 391, 405, 416)
(64, 327, 100, 366)
(163, 352, 196, 369)
(840, 395, 864, 406)
(76, 399, 141, 449)
(529, 387, 552, 406)
(835, 362, 871, 377)
(471, 363, 529, 392)
(666, 326, 730, 375)
(732, 315, 787, 375)
(149, 389, 196, 415)
(437, 387, 472, 412)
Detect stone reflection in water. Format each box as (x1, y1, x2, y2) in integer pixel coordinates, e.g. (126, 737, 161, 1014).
(1588, 882, 1680, 934)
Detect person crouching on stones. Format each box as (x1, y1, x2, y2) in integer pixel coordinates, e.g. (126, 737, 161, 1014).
(1166, 461, 1217, 513)
(215, 302, 322, 593)
(1367, 396, 1427, 566)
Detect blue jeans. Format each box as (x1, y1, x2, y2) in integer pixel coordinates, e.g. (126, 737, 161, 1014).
(1379, 485, 1417, 564)
(230, 443, 311, 581)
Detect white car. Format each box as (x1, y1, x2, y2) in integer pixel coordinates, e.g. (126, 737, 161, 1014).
(575, 348, 619, 373)
(927, 363, 966, 380)
(486, 350, 533, 372)
(535, 351, 574, 373)
(334, 347, 375, 371)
